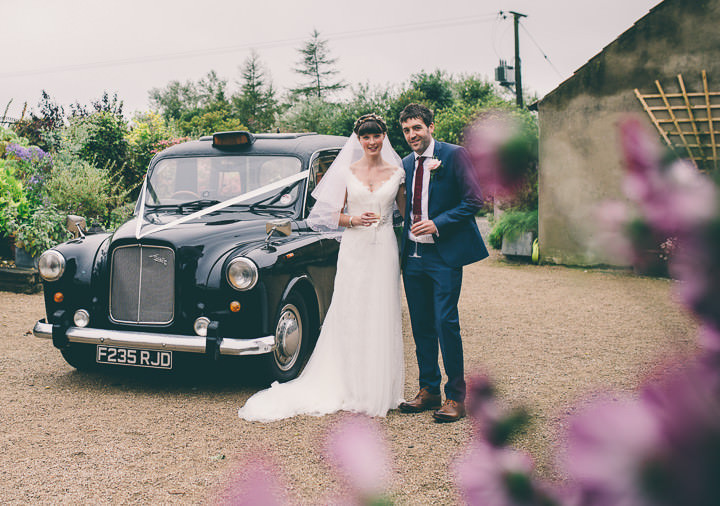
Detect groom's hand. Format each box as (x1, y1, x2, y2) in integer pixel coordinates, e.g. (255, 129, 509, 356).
(410, 219, 438, 236)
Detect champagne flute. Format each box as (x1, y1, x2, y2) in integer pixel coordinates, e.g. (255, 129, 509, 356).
(409, 213, 421, 258)
(368, 201, 381, 244)
(368, 201, 382, 228)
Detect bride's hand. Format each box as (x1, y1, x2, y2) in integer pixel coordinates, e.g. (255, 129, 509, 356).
(359, 212, 379, 227)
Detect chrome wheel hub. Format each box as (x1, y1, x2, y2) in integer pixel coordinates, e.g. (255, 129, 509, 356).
(274, 304, 302, 371)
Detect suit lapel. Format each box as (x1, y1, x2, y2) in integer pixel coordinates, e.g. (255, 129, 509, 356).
(428, 141, 442, 201)
(404, 155, 415, 218)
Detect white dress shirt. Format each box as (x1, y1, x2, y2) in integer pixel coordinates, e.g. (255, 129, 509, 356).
(409, 139, 435, 244)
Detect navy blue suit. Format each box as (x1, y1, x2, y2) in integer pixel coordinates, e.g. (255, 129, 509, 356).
(401, 140, 488, 402)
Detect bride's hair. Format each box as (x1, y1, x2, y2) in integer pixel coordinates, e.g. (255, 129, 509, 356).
(354, 113, 387, 136)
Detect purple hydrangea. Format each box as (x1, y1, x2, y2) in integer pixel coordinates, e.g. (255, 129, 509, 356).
(5, 143, 50, 163)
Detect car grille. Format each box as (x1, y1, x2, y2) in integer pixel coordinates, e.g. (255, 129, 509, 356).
(109, 245, 175, 325)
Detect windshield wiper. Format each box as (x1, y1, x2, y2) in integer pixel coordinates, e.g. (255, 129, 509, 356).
(179, 199, 221, 210)
(145, 203, 181, 210)
(249, 180, 303, 210)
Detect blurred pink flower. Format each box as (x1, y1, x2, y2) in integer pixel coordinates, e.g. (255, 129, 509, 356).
(619, 119, 717, 237)
(464, 112, 534, 202)
(669, 226, 720, 329)
(619, 118, 663, 182)
(454, 441, 549, 506)
(592, 201, 636, 264)
(466, 373, 501, 425)
(562, 397, 663, 506)
(562, 361, 720, 506)
(698, 324, 720, 353)
(218, 454, 286, 506)
(628, 158, 718, 236)
(639, 364, 720, 506)
(326, 415, 392, 501)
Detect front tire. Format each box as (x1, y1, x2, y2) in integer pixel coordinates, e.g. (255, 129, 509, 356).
(266, 294, 312, 382)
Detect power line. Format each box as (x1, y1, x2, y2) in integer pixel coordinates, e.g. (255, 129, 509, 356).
(491, 11, 510, 60)
(519, 21, 564, 79)
(0, 14, 497, 79)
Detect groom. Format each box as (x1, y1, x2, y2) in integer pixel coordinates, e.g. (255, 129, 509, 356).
(398, 103, 488, 422)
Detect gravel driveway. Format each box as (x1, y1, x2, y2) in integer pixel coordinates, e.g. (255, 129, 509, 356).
(0, 251, 697, 504)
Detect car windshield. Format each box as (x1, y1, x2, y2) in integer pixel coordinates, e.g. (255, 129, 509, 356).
(144, 155, 304, 209)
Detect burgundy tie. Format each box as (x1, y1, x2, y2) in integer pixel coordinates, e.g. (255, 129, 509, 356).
(412, 156, 425, 224)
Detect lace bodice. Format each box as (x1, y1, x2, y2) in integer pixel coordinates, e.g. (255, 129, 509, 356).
(346, 168, 404, 226)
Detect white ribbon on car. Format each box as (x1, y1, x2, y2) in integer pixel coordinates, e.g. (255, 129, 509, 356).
(135, 170, 309, 239)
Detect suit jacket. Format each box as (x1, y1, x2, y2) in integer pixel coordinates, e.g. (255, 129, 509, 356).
(401, 140, 489, 268)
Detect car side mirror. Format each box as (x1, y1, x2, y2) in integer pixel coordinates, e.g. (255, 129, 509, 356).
(265, 219, 292, 245)
(66, 215, 86, 239)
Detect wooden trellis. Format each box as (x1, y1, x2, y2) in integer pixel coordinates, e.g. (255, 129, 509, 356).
(634, 70, 720, 172)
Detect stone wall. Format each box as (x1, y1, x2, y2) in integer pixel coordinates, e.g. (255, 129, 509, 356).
(537, 0, 720, 265)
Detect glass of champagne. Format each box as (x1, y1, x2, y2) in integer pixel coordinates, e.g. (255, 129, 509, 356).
(409, 213, 421, 258)
(368, 201, 381, 243)
(368, 201, 381, 228)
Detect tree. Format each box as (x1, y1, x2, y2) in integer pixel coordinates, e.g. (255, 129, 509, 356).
(291, 29, 346, 99)
(12, 91, 66, 151)
(409, 70, 455, 111)
(277, 96, 340, 134)
(232, 51, 278, 132)
(149, 80, 202, 122)
(149, 71, 243, 136)
(197, 70, 228, 106)
(70, 91, 125, 119)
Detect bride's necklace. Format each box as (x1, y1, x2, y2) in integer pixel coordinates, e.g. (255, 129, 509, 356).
(366, 165, 383, 190)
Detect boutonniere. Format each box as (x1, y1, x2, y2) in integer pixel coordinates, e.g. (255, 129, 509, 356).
(427, 158, 442, 182)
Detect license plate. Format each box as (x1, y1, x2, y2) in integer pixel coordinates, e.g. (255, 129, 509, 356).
(96, 346, 172, 369)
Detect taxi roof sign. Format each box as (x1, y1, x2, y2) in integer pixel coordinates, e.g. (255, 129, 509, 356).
(212, 131, 256, 147)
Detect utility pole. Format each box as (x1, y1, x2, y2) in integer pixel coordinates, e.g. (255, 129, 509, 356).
(510, 11, 527, 108)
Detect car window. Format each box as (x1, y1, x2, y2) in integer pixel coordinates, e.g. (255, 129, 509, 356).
(305, 150, 340, 216)
(145, 155, 302, 207)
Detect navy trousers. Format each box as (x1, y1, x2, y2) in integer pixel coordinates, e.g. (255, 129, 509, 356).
(402, 242, 465, 402)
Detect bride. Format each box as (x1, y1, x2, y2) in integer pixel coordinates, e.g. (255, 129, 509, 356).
(238, 114, 406, 421)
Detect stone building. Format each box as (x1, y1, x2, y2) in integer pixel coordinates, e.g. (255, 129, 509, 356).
(537, 0, 720, 265)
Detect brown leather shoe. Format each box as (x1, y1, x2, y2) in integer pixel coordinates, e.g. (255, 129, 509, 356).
(398, 387, 442, 413)
(432, 399, 466, 423)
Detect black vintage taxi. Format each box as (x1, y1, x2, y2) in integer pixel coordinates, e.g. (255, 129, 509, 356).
(32, 131, 345, 382)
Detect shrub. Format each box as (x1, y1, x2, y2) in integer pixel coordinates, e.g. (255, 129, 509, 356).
(5, 205, 71, 257)
(62, 111, 129, 185)
(44, 152, 129, 226)
(488, 209, 538, 250)
(3, 143, 53, 206)
(0, 127, 30, 158)
(0, 161, 31, 236)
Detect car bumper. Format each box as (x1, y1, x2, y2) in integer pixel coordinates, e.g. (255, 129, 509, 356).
(32, 320, 275, 356)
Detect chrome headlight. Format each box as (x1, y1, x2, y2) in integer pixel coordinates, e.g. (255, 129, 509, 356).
(73, 309, 90, 328)
(38, 250, 66, 282)
(193, 317, 210, 337)
(226, 257, 258, 291)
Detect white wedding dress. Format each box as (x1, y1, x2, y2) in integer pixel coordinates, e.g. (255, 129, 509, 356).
(238, 167, 405, 422)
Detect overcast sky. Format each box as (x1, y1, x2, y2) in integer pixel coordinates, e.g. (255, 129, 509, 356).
(2, 0, 662, 120)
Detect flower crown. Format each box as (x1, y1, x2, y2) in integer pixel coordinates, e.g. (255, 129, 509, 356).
(353, 113, 388, 134)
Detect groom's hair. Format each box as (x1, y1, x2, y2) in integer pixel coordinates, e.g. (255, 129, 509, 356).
(399, 103, 434, 127)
